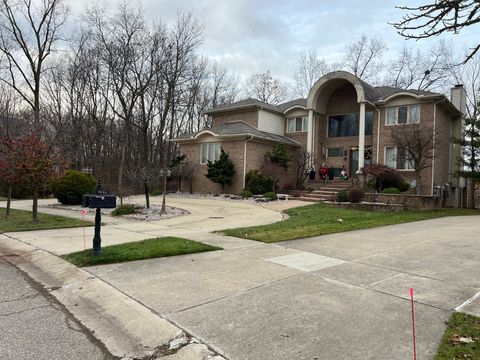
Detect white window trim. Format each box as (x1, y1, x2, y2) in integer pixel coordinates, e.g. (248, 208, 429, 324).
(384, 146, 415, 171)
(200, 142, 221, 164)
(286, 116, 308, 133)
(385, 104, 421, 126)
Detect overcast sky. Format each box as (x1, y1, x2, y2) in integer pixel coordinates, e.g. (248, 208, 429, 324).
(65, 0, 477, 84)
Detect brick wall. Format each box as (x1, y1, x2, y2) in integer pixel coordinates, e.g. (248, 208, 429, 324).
(178, 139, 297, 194)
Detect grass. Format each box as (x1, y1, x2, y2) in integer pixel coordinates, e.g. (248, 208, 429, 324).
(62, 237, 222, 267)
(222, 203, 479, 242)
(0, 207, 90, 233)
(435, 312, 480, 359)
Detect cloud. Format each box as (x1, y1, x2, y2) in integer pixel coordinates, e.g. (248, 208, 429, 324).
(64, 0, 476, 83)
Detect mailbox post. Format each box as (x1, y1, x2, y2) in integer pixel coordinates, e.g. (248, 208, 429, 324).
(82, 182, 116, 256)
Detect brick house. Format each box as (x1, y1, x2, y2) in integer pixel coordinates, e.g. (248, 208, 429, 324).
(173, 71, 465, 204)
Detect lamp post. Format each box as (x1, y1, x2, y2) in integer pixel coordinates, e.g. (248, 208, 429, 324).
(159, 168, 171, 215)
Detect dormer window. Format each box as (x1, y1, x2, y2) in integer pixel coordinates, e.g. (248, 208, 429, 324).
(287, 116, 308, 133)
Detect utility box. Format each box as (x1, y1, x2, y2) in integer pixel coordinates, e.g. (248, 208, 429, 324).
(82, 194, 117, 209)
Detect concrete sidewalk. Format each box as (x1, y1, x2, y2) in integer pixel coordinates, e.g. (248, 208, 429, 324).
(1, 196, 283, 255)
(84, 215, 480, 360)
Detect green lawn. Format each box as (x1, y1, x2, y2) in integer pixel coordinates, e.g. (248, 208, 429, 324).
(0, 207, 90, 233)
(435, 312, 480, 359)
(222, 203, 479, 242)
(62, 237, 222, 267)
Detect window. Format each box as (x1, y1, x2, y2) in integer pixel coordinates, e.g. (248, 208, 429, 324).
(287, 116, 308, 132)
(385, 146, 414, 170)
(328, 112, 373, 137)
(200, 143, 221, 164)
(327, 147, 344, 158)
(386, 105, 420, 125)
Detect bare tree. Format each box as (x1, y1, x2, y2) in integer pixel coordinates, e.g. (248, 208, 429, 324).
(294, 147, 310, 189)
(0, 0, 67, 131)
(343, 35, 387, 82)
(392, 1, 480, 64)
(244, 71, 288, 105)
(391, 123, 438, 194)
(385, 40, 453, 92)
(294, 50, 331, 98)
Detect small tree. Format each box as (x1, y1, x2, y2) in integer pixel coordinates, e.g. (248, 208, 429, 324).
(391, 123, 438, 195)
(264, 144, 291, 192)
(0, 137, 22, 217)
(294, 147, 310, 189)
(454, 114, 480, 208)
(14, 135, 63, 221)
(205, 148, 235, 193)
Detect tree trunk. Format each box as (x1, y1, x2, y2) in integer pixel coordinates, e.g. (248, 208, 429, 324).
(415, 174, 421, 195)
(32, 186, 39, 222)
(144, 180, 150, 209)
(468, 178, 476, 209)
(5, 185, 12, 218)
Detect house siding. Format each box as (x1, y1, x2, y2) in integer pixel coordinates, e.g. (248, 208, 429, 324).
(258, 110, 284, 135)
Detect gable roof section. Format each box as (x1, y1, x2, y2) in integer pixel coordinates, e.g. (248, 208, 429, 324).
(173, 121, 299, 146)
(204, 98, 283, 115)
(373, 86, 439, 101)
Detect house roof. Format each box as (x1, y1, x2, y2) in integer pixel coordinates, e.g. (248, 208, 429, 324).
(204, 98, 283, 115)
(173, 121, 300, 146)
(205, 73, 455, 115)
(372, 86, 439, 101)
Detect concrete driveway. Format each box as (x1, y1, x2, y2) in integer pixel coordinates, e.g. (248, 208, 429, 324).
(84, 215, 480, 360)
(1, 196, 285, 255)
(3, 197, 480, 359)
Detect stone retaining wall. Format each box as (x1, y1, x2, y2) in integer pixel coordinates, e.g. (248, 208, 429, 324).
(364, 193, 443, 210)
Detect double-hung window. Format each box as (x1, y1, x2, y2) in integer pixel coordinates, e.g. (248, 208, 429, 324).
(386, 105, 420, 125)
(200, 143, 221, 164)
(385, 146, 414, 170)
(287, 117, 308, 133)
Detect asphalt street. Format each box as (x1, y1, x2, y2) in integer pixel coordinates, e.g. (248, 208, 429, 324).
(0, 257, 113, 360)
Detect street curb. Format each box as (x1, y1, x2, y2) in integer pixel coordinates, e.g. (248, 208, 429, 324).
(0, 235, 224, 359)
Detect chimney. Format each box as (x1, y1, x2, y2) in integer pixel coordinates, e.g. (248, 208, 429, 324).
(451, 84, 466, 114)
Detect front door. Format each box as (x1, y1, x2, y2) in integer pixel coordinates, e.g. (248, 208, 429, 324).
(350, 149, 371, 177)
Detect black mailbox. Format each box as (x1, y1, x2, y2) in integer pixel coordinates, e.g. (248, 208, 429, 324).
(82, 194, 116, 209)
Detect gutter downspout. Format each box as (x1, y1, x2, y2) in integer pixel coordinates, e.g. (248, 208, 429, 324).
(376, 108, 381, 163)
(431, 98, 446, 195)
(243, 135, 254, 189)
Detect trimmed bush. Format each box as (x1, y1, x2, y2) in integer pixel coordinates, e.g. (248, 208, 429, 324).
(382, 187, 401, 194)
(240, 189, 253, 198)
(398, 181, 411, 192)
(264, 192, 277, 200)
(150, 190, 162, 196)
(348, 188, 364, 203)
(245, 170, 275, 194)
(50, 170, 96, 205)
(111, 204, 136, 216)
(363, 164, 406, 192)
(336, 189, 348, 202)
